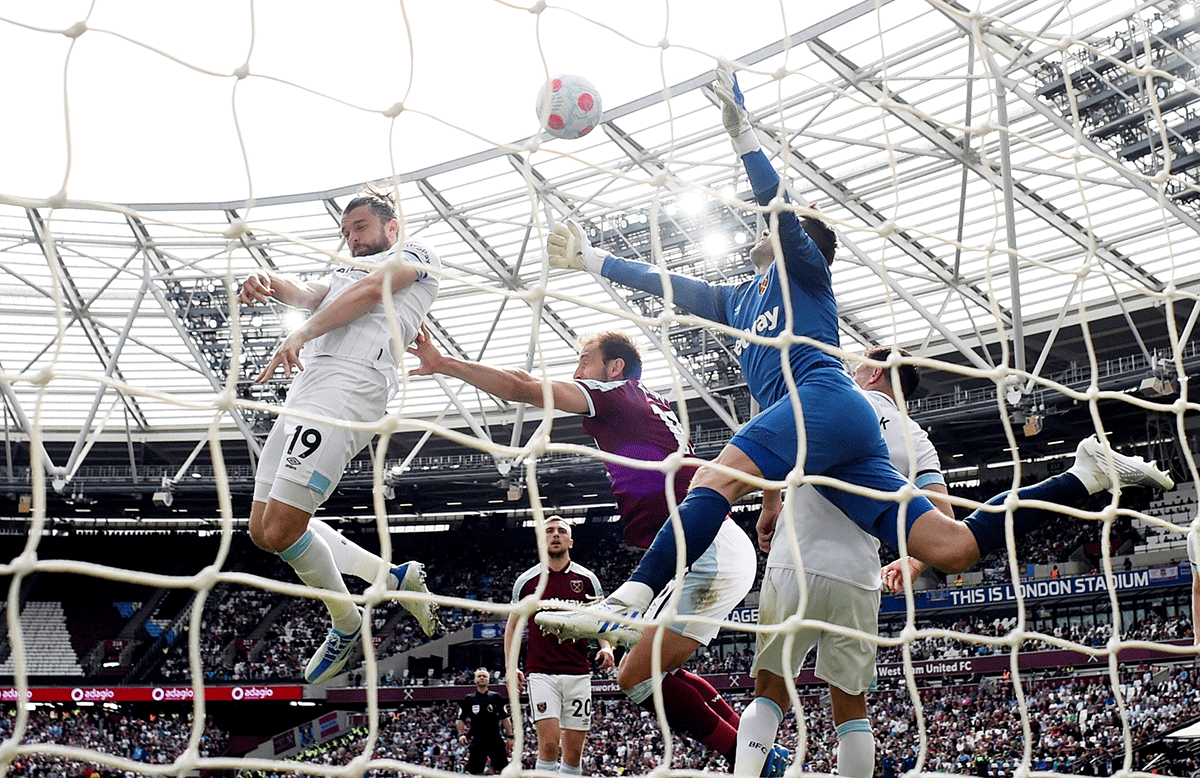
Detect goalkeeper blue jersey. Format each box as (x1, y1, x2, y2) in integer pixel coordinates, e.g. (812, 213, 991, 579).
(600, 150, 842, 407)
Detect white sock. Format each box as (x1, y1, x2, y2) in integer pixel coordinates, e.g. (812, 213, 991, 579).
(536, 758, 559, 772)
(278, 529, 361, 634)
(560, 762, 582, 775)
(1066, 464, 1107, 494)
(308, 518, 396, 586)
(735, 698, 782, 778)
(609, 581, 654, 612)
(835, 719, 875, 778)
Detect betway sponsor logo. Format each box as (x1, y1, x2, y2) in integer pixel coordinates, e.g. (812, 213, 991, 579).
(231, 686, 274, 701)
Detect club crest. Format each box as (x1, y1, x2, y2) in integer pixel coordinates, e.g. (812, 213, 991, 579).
(570, 579, 584, 594)
(758, 276, 769, 295)
(537, 701, 548, 713)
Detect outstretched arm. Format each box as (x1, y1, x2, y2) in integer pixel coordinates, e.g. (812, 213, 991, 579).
(253, 261, 425, 382)
(547, 220, 731, 323)
(600, 256, 731, 323)
(714, 64, 830, 284)
(408, 327, 591, 414)
(239, 271, 329, 311)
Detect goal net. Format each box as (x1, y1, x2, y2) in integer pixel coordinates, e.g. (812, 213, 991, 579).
(0, 0, 1198, 776)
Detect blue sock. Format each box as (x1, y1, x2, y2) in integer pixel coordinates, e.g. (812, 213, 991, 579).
(628, 487, 731, 595)
(963, 473, 1088, 558)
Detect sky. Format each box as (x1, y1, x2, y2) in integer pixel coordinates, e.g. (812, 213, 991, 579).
(0, 0, 854, 205)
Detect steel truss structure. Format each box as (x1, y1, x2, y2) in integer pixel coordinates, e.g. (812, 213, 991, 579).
(2, 0, 1199, 526)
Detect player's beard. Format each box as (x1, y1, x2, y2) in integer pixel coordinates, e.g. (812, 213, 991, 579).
(353, 233, 391, 257)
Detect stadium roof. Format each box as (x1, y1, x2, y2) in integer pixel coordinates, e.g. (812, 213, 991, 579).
(2, 0, 1199, 517)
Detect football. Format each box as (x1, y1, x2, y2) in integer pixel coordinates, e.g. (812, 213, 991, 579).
(535, 74, 603, 140)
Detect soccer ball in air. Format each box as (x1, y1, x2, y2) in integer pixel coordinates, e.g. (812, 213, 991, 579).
(535, 74, 602, 140)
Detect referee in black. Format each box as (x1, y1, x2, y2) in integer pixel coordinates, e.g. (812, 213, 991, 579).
(456, 667, 513, 773)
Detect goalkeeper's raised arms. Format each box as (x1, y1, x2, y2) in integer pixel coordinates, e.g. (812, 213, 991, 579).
(546, 219, 609, 273)
(713, 62, 760, 157)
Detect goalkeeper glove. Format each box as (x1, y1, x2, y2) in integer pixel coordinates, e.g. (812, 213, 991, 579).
(546, 220, 608, 273)
(713, 62, 761, 157)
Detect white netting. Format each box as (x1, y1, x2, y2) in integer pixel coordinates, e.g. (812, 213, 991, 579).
(2, 0, 1200, 776)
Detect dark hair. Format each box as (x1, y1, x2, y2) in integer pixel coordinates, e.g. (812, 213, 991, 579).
(583, 331, 642, 379)
(800, 215, 837, 265)
(864, 346, 920, 399)
(344, 184, 398, 223)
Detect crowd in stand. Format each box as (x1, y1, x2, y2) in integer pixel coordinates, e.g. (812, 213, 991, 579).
(873, 611, 1193, 665)
(0, 707, 227, 778)
(142, 504, 1172, 686)
(3, 509, 1199, 777)
(236, 661, 1200, 777)
(7, 666, 1199, 778)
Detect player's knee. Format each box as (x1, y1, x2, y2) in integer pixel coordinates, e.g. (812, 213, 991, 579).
(616, 661, 647, 692)
(927, 543, 977, 575)
(259, 515, 305, 554)
(690, 467, 755, 503)
(248, 522, 270, 552)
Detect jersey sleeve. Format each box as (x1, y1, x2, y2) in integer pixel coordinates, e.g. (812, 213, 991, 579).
(574, 379, 633, 422)
(576, 563, 605, 600)
(740, 150, 831, 287)
(908, 421, 945, 484)
(601, 256, 732, 324)
(399, 239, 440, 283)
(457, 698, 468, 721)
(511, 565, 537, 604)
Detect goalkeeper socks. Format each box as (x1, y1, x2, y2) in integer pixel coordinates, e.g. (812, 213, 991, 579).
(735, 697, 783, 777)
(835, 719, 875, 778)
(278, 529, 362, 635)
(308, 518, 393, 586)
(629, 487, 731, 595)
(678, 669, 740, 727)
(962, 472, 1089, 558)
(536, 759, 559, 772)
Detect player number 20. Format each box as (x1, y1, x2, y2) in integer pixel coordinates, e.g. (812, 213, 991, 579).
(570, 698, 592, 718)
(287, 425, 323, 459)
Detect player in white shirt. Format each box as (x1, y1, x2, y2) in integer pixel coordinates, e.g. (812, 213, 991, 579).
(735, 347, 1175, 778)
(239, 186, 442, 684)
(735, 347, 951, 778)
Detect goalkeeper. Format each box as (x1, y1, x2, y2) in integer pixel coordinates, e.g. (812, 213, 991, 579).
(535, 63, 1173, 643)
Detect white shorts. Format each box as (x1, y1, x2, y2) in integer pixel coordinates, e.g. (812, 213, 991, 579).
(751, 566, 880, 696)
(254, 357, 391, 514)
(647, 519, 756, 646)
(526, 673, 592, 731)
